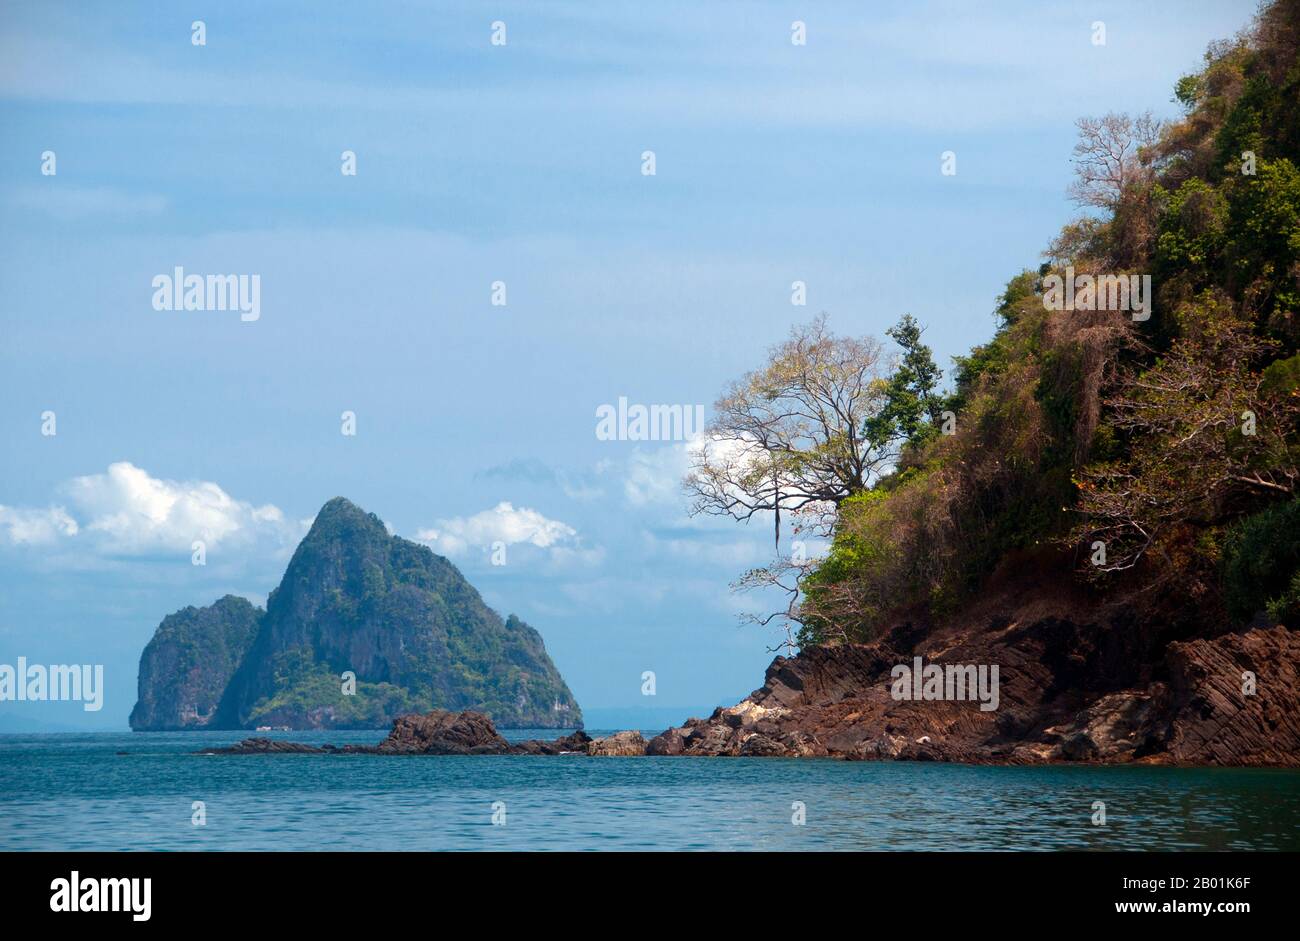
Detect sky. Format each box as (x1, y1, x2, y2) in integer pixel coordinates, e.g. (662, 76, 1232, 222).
(0, 0, 1258, 730)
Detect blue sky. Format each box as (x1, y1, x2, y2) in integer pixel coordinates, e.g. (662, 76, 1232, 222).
(0, 0, 1256, 729)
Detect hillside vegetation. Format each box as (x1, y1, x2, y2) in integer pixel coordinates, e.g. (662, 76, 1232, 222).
(750, 0, 1300, 648)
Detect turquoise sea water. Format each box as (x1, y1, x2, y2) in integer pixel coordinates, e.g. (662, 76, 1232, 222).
(1, 730, 1298, 851)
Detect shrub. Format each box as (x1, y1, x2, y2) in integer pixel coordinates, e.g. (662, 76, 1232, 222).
(1222, 497, 1300, 624)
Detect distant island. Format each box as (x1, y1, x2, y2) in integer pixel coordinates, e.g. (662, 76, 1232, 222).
(130, 497, 581, 731)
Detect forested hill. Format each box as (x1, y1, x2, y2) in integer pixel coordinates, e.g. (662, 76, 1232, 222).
(659, 4, 1300, 764)
(796, 0, 1300, 646)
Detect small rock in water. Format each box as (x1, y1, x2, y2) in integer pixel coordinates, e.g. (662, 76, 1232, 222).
(586, 730, 647, 756)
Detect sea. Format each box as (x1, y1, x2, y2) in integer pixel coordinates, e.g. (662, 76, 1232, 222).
(2, 730, 1298, 851)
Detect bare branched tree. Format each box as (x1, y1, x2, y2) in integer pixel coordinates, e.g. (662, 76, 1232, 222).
(731, 556, 815, 654)
(684, 314, 892, 547)
(1073, 299, 1300, 573)
(1068, 111, 1163, 211)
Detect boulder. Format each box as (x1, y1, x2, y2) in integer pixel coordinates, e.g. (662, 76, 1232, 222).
(512, 730, 593, 755)
(587, 730, 647, 756)
(376, 710, 511, 755)
(645, 728, 687, 756)
(738, 733, 787, 757)
(199, 737, 325, 755)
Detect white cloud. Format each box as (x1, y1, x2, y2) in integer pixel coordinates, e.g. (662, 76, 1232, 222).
(623, 433, 773, 510)
(416, 501, 578, 555)
(0, 462, 298, 555)
(678, 432, 838, 531)
(0, 505, 78, 545)
(624, 442, 693, 507)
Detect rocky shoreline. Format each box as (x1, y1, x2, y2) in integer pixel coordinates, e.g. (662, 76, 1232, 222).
(638, 625, 1300, 765)
(200, 589, 1300, 766)
(198, 709, 644, 757)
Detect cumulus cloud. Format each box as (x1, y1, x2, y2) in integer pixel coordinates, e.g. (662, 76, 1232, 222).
(0, 462, 299, 554)
(416, 501, 578, 555)
(0, 505, 78, 545)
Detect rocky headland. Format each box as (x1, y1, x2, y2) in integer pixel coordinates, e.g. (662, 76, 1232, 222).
(200, 566, 1300, 766)
(645, 567, 1300, 766)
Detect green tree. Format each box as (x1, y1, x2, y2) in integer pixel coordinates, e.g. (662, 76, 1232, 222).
(863, 314, 943, 451)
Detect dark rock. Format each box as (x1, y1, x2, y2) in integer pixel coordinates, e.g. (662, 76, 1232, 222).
(376, 709, 511, 755)
(512, 730, 592, 755)
(645, 728, 686, 756)
(1157, 626, 1300, 765)
(199, 737, 326, 755)
(196, 712, 600, 758)
(645, 583, 1300, 766)
(738, 734, 786, 757)
(778, 731, 827, 757)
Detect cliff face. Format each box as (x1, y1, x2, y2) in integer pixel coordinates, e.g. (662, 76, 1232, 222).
(128, 595, 260, 731)
(131, 497, 581, 731)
